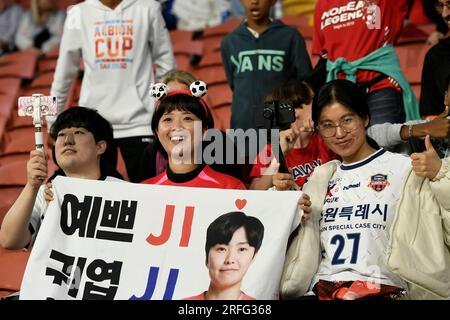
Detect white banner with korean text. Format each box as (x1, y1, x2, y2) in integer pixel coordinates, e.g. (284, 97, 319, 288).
(20, 176, 301, 300)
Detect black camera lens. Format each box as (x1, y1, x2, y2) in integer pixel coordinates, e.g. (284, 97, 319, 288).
(263, 107, 274, 120)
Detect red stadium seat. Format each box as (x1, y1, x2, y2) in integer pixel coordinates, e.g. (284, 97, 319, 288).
(0, 161, 27, 186)
(202, 18, 241, 38)
(172, 40, 203, 57)
(0, 78, 21, 97)
(21, 87, 51, 97)
(205, 83, 232, 109)
(194, 65, 228, 86)
(197, 51, 223, 68)
(0, 51, 38, 80)
(169, 30, 194, 44)
(38, 59, 58, 74)
(29, 73, 55, 89)
(395, 43, 428, 84)
(0, 187, 22, 211)
(0, 151, 30, 167)
(281, 15, 309, 28)
(210, 105, 232, 132)
(0, 250, 31, 298)
(44, 47, 60, 60)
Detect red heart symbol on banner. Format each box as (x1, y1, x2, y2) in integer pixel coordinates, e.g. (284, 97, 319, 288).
(235, 199, 247, 210)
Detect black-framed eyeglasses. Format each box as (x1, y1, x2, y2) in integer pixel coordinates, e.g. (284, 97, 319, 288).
(435, 1, 450, 13)
(317, 115, 359, 138)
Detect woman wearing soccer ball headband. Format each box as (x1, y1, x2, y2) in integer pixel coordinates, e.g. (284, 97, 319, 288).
(140, 80, 246, 189)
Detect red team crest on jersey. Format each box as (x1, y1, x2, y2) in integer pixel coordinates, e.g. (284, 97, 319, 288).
(368, 174, 390, 192)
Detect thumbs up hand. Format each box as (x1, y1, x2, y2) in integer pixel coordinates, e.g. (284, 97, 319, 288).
(410, 135, 442, 180)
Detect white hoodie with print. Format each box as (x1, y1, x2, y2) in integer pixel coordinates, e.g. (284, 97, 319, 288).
(50, 0, 175, 138)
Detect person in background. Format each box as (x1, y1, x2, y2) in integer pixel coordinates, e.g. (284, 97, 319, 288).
(313, 0, 420, 126)
(0, 0, 23, 55)
(50, 0, 175, 183)
(15, 0, 65, 56)
(423, 0, 449, 45)
(222, 0, 312, 133)
(0, 107, 123, 250)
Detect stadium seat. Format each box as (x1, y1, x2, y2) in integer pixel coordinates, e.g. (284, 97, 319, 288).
(210, 105, 231, 132)
(281, 15, 310, 28)
(172, 40, 203, 57)
(205, 83, 232, 109)
(169, 30, 194, 44)
(0, 187, 22, 212)
(202, 18, 241, 38)
(0, 51, 38, 80)
(0, 78, 21, 97)
(297, 25, 313, 39)
(397, 24, 429, 44)
(6, 112, 35, 131)
(0, 93, 16, 141)
(2, 128, 48, 153)
(21, 87, 51, 97)
(197, 51, 223, 68)
(29, 73, 55, 89)
(0, 250, 31, 298)
(44, 47, 60, 60)
(0, 161, 27, 186)
(411, 83, 421, 101)
(38, 59, 58, 74)
(0, 151, 31, 167)
(199, 36, 223, 54)
(194, 65, 228, 86)
(0, 92, 15, 113)
(395, 43, 428, 84)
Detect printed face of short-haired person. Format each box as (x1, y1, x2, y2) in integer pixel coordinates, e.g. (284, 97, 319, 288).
(206, 226, 256, 291)
(55, 127, 106, 174)
(318, 103, 369, 163)
(156, 110, 202, 163)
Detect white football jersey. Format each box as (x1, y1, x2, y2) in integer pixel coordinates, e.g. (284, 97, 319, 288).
(311, 149, 411, 290)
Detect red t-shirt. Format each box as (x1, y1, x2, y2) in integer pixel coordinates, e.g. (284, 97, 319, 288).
(142, 165, 246, 190)
(313, 0, 408, 92)
(250, 134, 338, 189)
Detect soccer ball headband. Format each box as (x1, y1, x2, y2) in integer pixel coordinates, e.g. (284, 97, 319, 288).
(150, 80, 209, 115)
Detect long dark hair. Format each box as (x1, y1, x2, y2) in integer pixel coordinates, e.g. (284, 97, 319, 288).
(49, 106, 123, 180)
(314, 80, 379, 149)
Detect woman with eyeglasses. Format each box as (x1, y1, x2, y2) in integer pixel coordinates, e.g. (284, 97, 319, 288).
(279, 80, 450, 300)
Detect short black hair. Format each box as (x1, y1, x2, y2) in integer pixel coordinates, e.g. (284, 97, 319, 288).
(49, 106, 122, 179)
(205, 211, 264, 262)
(314, 80, 379, 149)
(314, 79, 370, 124)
